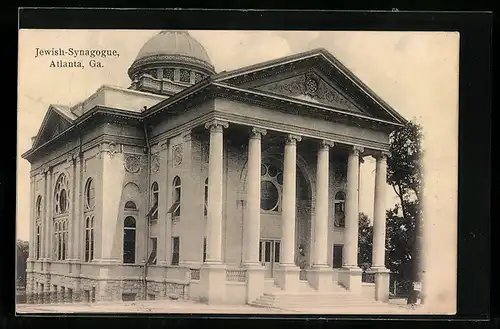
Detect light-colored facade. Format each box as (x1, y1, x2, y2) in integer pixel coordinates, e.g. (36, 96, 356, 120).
(22, 31, 405, 306)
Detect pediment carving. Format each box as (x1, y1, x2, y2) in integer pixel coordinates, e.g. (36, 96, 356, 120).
(256, 73, 363, 113)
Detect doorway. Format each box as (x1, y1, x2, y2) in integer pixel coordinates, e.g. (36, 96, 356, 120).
(259, 239, 280, 278)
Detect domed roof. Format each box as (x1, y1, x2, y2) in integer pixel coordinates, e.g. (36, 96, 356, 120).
(135, 30, 212, 66)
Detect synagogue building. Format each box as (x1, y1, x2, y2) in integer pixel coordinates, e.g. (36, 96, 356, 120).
(22, 31, 406, 306)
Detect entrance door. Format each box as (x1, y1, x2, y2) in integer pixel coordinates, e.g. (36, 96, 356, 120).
(260, 239, 280, 278)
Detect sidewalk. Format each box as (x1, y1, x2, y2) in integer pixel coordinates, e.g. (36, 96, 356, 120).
(16, 298, 423, 315)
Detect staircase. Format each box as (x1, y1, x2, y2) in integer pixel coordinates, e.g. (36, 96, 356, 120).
(250, 280, 390, 312)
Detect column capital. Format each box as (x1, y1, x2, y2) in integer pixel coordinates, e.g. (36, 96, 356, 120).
(159, 140, 169, 151)
(250, 127, 267, 139)
(374, 150, 391, 160)
(205, 119, 229, 132)
(350, 145, 365, 155)
(319, 140, 335, 149)
(42, 165, 52, 175)
(285, 134, 302, 145)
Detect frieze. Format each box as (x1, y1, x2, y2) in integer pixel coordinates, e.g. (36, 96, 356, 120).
(129, 54, 215, 73)
(172, 144, 183, 167)
(98, 142, 122, 159)
(124, 153, 142, 174)
(257, 73, 362, 113)
(151, 154, 160, 173)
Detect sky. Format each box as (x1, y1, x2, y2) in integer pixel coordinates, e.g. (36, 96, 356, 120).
(18, 30, 459, 311)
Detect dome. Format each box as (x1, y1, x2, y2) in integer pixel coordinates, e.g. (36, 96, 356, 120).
(128, 30, 215, 81)
(135, 30, 212, 65)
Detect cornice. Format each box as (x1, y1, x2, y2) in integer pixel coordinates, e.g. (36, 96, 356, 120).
(214, 111, 390, 152)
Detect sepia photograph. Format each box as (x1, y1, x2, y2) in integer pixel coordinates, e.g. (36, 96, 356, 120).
(16, 28, 459, 315)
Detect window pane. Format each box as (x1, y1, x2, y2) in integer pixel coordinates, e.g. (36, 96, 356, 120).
(333, 245, 343, 268)
(274, 241, 280, 263)
(264, 241, 271, 262)
(259, 241, 262, 262)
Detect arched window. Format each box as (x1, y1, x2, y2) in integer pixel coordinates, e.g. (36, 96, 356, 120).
(203, 178, 208, 216)
(168, 176, 181, 218)
(35, 196, 42, 219)
(123, 216, 136, 264)
(84, 216, 95, 262)
(124, 201, 137, 210)
(260, 163, 283, 212)
(54, 174, 69, 215)
(85, 178, 95, 211)
(334, 191, 346, 228)
(149, 182, 159, 221)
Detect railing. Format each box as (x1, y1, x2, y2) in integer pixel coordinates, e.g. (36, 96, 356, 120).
(362, 270, 375, 283)
(190, 269, 200, 281)
(226, 269, 246, 282)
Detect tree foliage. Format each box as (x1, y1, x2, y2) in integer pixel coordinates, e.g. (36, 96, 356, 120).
(17, 239, 29, 287)
(358, 212, 373, 269)
(386, 120, 423, 299)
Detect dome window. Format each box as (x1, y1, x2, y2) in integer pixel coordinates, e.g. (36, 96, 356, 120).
(194, 72, 204, 83)
(179, 69, 190, 83)
(164, 68, 174, 81)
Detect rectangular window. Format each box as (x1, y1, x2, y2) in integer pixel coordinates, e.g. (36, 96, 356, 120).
(171, 237, 180, 265)
(264, 241, 271, 262)
(148, 293, 156, 300)
(274, 241, 280, 263)
(203, 237, 206, 262)
(122, 293, 136, 301)
(148, 237, 157, 265)
(84, 290, 90, 303)
(68, 288, 73, 301)
(333, 245, 343, 268)
(259, 241, 262, 262)
(91, 287, 96, 303)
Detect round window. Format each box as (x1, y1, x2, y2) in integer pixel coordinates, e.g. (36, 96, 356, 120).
(260, 181, 279, 211)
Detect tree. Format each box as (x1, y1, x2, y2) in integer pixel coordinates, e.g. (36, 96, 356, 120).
(16, 239, 29, 287)
(386, 120, 423, 302)
(358, 212, 373, 269)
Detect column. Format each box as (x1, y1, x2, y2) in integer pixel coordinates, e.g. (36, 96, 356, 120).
(26, 175, 35, 303)
(72, 153, 82, 303)
(243, 127, 267, 265)
(200, 119, 228, 305)
(276, 134, 302, 291)
(339, 145, 364, 293)
(43, 167, 53, 261)
(368, 151, 391, 301)
(243, 127, 267, 303)
(309, 140, 334, 290)
(157, 141, 169, 265)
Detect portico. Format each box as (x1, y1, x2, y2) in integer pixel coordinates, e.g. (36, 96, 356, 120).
(197, 116, 391, 304)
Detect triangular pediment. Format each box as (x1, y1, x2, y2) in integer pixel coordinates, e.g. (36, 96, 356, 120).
(254, 72, 366, 114)
(214, 49, 406, 124)
(32, 105, 76, 149)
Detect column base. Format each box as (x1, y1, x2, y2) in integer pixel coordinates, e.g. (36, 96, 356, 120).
(200, 262, 226, 305)
(367, 267, 391, 302)
(244, 263, 265, 304)
(338, 266, 363, 293)
(308, 265, 333, 291)
(275, 264, 300, 291)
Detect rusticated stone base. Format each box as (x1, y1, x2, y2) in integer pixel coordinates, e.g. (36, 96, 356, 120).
(72, 291, 81, 303)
